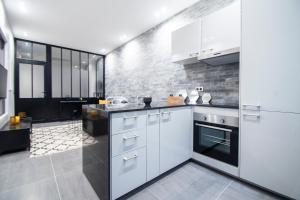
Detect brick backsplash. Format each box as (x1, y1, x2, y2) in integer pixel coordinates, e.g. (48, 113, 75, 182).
(105, 0, 239, 105)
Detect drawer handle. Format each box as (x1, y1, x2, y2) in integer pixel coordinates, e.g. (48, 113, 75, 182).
(161, 112, 171, 115)
(243, 114, 260, 119)
(123, 154, 138, 161)
(123, 135, 139, 140)
(148, 113, 160, 117)
(123, 116, 137, 120)
(242, 104, 261, 111)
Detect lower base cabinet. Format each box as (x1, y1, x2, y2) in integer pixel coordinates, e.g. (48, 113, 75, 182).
(111, 107, 192, 199)
(112, 148, 147, 200)
(240, 111, 300, 199)
(160, 107, 192, 174)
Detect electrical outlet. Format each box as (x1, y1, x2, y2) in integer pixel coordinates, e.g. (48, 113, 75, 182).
(195, 87, 204, 92)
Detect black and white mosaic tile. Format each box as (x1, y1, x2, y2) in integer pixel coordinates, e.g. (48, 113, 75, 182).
(30, 121, 97, 157)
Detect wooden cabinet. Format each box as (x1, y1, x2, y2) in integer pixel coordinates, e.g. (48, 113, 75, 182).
(159, 107, 192, 173)
(201, 0, 240, 55)
(146, 110, 160, 181)
(171, 20, 202, 64)
(240, 111, 300, 199)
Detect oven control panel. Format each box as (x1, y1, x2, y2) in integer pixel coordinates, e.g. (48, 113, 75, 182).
(193, 113, 239, 127)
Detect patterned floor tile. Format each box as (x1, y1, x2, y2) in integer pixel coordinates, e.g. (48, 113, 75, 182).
(30, 121, 97, 157)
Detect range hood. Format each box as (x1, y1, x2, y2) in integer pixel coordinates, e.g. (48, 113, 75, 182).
(198, 47, 240, 66)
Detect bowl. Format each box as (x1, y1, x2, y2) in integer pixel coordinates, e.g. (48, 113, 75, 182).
(143, 97, 152, 105)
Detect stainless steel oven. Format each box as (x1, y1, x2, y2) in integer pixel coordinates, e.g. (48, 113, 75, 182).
(193, 113, 239, 166)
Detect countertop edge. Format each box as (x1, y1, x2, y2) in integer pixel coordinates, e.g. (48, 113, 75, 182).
(83, 104, 239, 114)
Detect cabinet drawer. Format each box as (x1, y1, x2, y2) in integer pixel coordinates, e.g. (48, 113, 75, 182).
(111, 111, 147, 134)
(112, 129, 146, 157)
(112, 148, 146, 199)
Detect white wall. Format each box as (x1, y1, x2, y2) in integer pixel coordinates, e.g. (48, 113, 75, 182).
(0, 0, 14, 128)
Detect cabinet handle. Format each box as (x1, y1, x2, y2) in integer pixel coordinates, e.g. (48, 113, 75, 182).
(148, 113, 160, 117)
(123, 154, 138, 161)
(161, 112, 171, 115)
(243, 114, 260, 119)
(123, 116, 137, 120)
(242, 104, 261, 111)
(123, 135, 139, 140)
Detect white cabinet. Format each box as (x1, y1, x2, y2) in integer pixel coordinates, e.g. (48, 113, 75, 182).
(146, 110, 160, 181)
(171, 0, 241, 65)
(112, 148, 147, 200)
(160, 107, 192, 173)
(240, 111, 300, 199)
(241, 1, 300, 198)
(241, 0, 300, 113)
(111, 107, 193, 199)
(201, 0, 240, 55)
(171, 20, 202, 64)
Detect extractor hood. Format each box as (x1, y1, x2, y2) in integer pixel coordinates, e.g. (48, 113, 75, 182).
(197, 47, 240, 66)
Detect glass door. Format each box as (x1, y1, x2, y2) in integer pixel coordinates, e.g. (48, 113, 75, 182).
(18, 63, 45, 98)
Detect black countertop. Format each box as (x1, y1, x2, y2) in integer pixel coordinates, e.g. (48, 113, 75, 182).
(83, 102, 239, 114)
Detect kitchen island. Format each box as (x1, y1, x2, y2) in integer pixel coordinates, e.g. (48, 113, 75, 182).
(82, 102, 238, 200)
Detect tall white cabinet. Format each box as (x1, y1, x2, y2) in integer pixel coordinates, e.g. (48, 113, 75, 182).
(240, 0, 300, 199)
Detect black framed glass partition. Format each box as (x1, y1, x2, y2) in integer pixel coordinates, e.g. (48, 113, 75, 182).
(50, 47, 104, 98)
(15, 38, 105, 122)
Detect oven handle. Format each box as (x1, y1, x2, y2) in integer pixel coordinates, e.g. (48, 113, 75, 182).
(195, 123, 233, 133)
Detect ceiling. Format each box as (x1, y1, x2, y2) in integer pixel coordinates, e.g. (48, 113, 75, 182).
(3, 0, 199, 55)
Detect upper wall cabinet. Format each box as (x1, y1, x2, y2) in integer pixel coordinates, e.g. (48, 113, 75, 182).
(171, 0, 240, 65)
(201, 0, 240, 55)
(171, 20, 202, 65)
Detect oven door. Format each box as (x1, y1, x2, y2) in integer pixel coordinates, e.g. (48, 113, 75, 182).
(193, 121, 239, 166)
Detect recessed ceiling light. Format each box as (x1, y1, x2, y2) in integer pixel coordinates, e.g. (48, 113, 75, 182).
(100, 49, 107, 54)
(120, 35, 128, 42)
(161, 7, 167, 14)
(154, 7, 168, 18)
(19, 1, 27, 13)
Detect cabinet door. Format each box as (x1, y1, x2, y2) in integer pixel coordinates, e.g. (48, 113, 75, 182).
(201, 0, 240, 54)
(160, 107, 192, 174)
(241, 0, 300, 113)
(171, 20, 202, 63)
(240, 111, 300, 199)
(146, 110, 160, 181)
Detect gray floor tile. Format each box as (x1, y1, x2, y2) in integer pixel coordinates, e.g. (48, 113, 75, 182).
(141, 163, 232, 200)
(0, 155, 53, 193)
(128, 189, 159, 200)
(218, 181, 284, 200)
(56, 169, 99, 200)
(51, 148, 83, 176)
(0, 178, 60, 200)
(0, 151, 31, 167)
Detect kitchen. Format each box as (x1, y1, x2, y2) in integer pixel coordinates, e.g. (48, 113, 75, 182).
(0, 0, 299, 200)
